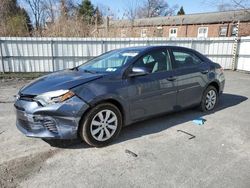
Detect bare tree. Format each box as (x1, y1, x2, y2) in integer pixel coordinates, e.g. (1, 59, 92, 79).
(42, 0, 59, 23)
(60, 0, 70, 18)
(137, 0, 178, 18)
(42, 15, 90, 37)
(0, 0, 8, 18)
(24, 0, 44, 30)
(0, 0, 20, 18)
(232, 0, 250, 10)
(98, 4, 117, 20)
(217, 3, 234, 11)
(124, 0, 140, 20)
(202, 0, 250, 11)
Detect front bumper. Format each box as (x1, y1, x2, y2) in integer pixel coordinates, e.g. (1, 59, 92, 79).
(15, 96, 89, 139)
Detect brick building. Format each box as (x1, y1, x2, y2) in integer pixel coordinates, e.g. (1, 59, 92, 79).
(98, 9, 250, 38)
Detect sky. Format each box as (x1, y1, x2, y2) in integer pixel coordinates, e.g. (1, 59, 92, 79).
(19, 0, 248, 23)
(89, 0, 233, 18)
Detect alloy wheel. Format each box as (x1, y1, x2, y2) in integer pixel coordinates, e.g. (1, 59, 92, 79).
(205, 90, 217, 110)
(90, 110, 118, 141)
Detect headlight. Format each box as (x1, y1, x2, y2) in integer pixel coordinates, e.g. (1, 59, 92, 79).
(14, 94, 20, 101)
(34, 90, 75, 106)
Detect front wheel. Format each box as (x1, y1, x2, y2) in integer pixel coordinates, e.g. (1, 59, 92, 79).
(79, 103, 122, 147)
(200, 86, 218, 112)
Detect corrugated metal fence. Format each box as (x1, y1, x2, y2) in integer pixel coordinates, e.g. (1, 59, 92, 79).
(0, 37, 250, 72)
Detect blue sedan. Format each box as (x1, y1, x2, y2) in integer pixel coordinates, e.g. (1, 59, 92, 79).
(15, 46, 225, 147)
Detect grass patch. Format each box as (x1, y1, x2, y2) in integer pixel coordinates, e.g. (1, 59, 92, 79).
(0, 72, 48, 79)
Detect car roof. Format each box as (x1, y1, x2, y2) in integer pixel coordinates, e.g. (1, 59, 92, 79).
(116, 45, 209, 63)
(116, 45, 194, 52)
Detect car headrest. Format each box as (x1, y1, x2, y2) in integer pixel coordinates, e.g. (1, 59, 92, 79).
(185, 56, 193, 65)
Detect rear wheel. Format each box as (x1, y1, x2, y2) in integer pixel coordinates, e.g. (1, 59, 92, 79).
(79, 103, 122, 147)
(200, 86, 218, 112)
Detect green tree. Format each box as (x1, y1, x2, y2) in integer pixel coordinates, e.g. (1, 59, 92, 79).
(78, 0, 95, 24)
(177, 6, 185, 15)
(0, 0, 32, 36)
(137, 0, 178, 18)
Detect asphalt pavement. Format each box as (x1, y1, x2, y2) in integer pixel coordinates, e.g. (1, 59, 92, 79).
(0, 71, 249, 188)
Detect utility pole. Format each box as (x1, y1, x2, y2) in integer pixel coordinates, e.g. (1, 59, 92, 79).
(232, 20, 240, 70)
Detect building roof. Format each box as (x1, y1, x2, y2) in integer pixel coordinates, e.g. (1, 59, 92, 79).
(104, 9, 250, 28)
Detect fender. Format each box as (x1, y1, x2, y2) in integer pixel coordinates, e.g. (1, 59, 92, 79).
(71, 81, 131, 126)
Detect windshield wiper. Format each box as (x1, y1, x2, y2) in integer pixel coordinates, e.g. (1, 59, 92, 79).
(71, 67, 79, 71)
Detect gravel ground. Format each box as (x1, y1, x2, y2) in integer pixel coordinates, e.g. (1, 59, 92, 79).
(0, 71, 250, 188)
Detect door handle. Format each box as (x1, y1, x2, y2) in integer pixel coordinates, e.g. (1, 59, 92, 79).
(201, 70, 209, 74)
(167, 76, 176, 81)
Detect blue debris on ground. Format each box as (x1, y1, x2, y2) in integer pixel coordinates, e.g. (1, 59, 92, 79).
(192, 118, 206, 126)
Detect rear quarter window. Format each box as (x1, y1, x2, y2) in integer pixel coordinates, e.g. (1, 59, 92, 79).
(172, 50, 203, 69)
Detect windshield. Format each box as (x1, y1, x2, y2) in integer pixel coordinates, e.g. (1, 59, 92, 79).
(78, 49, 140, 73)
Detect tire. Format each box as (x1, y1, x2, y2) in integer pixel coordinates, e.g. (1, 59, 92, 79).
(79, 103, 122, 147)
(200, 85, 218, 112)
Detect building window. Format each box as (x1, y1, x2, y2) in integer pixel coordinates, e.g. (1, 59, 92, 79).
(121, 29, 126, 37)
(231, 25, 238, 36)
(169, 28, 178, 38)
(141, 29, 147, 37)
(156, 26, 163, 37)
(197, 27, 208, 38)
(219, 26, 228, 37)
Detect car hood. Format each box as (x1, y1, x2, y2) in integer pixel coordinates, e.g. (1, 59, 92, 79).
(20, 70, 104, 95)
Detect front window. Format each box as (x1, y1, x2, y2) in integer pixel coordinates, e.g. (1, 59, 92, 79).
(133, 50, 172, 73)
(78, 50, 140, 73)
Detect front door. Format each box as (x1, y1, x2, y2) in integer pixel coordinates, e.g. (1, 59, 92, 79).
(127, 49, 177, 120)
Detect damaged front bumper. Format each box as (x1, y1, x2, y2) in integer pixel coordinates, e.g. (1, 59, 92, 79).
(14, 96, 89, 139)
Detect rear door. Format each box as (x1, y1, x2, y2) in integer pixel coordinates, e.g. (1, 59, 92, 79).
(170, 48, 209, 108)
(127, 48, 177, 120)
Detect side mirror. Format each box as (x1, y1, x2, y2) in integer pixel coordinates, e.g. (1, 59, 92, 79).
(128, 67, 149, 77)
